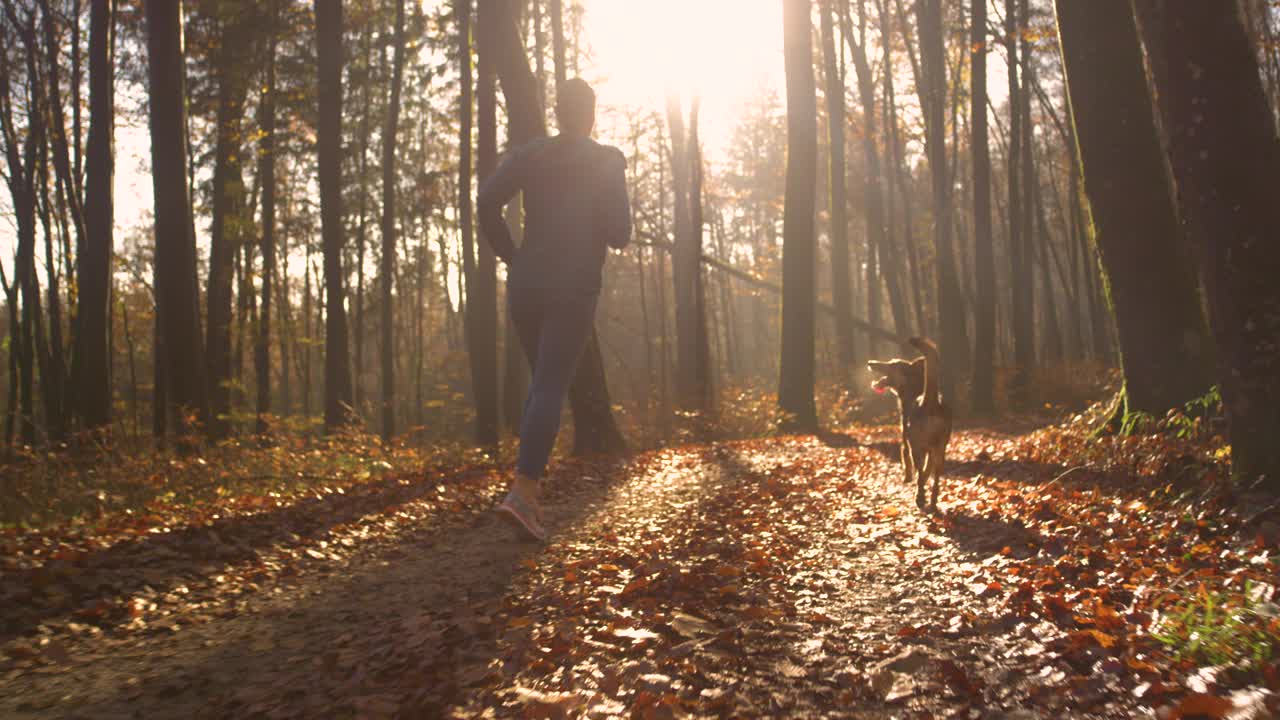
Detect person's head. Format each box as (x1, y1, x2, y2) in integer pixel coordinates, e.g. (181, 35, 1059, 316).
(556, 77, 596, 137)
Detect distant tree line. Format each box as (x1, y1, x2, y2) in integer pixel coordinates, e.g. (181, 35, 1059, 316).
(0, 0, 1276, 488)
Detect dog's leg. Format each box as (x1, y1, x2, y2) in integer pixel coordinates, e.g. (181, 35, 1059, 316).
(901, 443, 915, 487)
(916, 451, 931, 510)
(929, 447, 945, 511)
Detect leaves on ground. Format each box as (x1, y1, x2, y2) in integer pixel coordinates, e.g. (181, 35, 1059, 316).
(1, 412, 1278, 718)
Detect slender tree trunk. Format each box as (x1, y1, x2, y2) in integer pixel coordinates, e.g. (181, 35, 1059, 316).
(145, 0, 206, 440)
(914, 0, 968, 395)
(316, 0, 353, 432)
(1004, 0, 1033, 406)
(548, 0, 566, 89)
(666, 93, 711, 412)
(1132, 0, 1280, 486)
(380, 0, 405, 440)
(821, 0, 853, 366)
(846, 0, 907, 348)
(354, 27, 373, 416)
(205, 8, 252, 439)
(1054, 0, 1213, 420)
(255, 13, 277, 436)
(278, 205, 292, 415)
(472, 0, 501, 447)
(779, 0, 819, 433)
(970, 0, 996, 413)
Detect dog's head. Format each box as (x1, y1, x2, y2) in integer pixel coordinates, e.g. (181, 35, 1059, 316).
(867, 357, 925, 400)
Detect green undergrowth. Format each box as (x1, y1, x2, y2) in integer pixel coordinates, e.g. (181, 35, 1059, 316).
(1151, 579, 1280, 672)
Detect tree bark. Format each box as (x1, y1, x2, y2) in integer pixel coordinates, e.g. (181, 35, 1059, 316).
(472, 0, 502, 447)
(548, 0, 566, 90)
(914, 0, 968, 395)
(255, 8, 277, 436)
(821, 0, 853, 366)
(316, 0, 353, 432)
(1005, 0, 1034, 407)
(380, 0, 406, 440)
(145, 0, 207, 439)
(74, 0, 113, 431)
(969, 0, 996, 413)
(206, 4, 253, 438)
(779, 0, 819, 433)
(1054, 0, 1213, 419)
(666, 93, 712, 412)
(1132, 0, 1280, 485)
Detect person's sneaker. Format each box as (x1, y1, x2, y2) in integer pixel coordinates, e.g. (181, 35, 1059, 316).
(496, 489, 547, 542)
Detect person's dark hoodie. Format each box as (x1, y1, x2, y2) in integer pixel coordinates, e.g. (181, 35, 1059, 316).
(477, 134, 632, 291)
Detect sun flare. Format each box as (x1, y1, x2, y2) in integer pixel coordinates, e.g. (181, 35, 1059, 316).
(582, 0, 783, 151)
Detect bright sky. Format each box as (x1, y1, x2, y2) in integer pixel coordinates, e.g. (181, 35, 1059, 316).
(582, 0, 784, 153)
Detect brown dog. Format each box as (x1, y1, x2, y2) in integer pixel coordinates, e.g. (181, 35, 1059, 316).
(867, 337, 953, 511)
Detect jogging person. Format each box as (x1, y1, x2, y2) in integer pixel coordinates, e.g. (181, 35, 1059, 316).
(477, 78, 631, 541)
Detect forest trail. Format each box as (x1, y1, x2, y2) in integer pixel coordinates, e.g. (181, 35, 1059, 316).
(0, 425, 1268, 718)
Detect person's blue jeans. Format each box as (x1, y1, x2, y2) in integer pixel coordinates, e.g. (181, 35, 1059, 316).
(508, 285, 599, 479)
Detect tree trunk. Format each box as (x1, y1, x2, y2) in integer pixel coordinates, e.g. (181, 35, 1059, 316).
(145, 0, 206, 439)
(779, 0, 819, 433)
(1132, 0, 1280, 486)
(316, 0, 353, 432)
(666, 94, 712, 412)
(205, 7, 252, 439)
(1054, 0, 1213, 419)
(914, 0, 968, 396)
(844, 0, 906, 343)
(380, 0, 405, 440)
(969, 0, 996, 413)
(821, 0, 853, 366)
(81, 0, 114, 426)
(472, 0, 502, 447)
(255, 10, 277, 436)
(548, 0, 566, 90)
(1005, 0, 1033, 407)
(354, 27, 373, 417)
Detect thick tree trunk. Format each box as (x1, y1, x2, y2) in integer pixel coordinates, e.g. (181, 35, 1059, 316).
(380, 0, 405, 440)
(145, 0, 206, 439)
(315, 0, 353, 432)
(1054, 0, 1213, 419)
(969, 0, 996, 413)
(779, 0, 819, 433)
(1132, 1, 1280, 486)
(79, 0, 112, 432)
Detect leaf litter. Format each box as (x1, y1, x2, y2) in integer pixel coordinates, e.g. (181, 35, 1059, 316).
(0, 414, 1277, 718)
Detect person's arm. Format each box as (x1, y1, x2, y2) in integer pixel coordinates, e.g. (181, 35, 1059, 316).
(476, 147, 524, 262)
(596, 147, 632, 250)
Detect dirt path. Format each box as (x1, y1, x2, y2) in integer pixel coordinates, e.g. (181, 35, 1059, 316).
(1, 429, 1159, 718)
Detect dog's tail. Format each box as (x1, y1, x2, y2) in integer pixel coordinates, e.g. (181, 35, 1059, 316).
(909, 337, 942, 408)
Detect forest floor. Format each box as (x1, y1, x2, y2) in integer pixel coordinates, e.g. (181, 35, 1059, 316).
(2, 412, 1278, 719)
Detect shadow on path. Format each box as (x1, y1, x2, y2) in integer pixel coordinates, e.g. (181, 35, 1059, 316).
(1, 463, 504, 645)
(17, 457, 632, 719)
